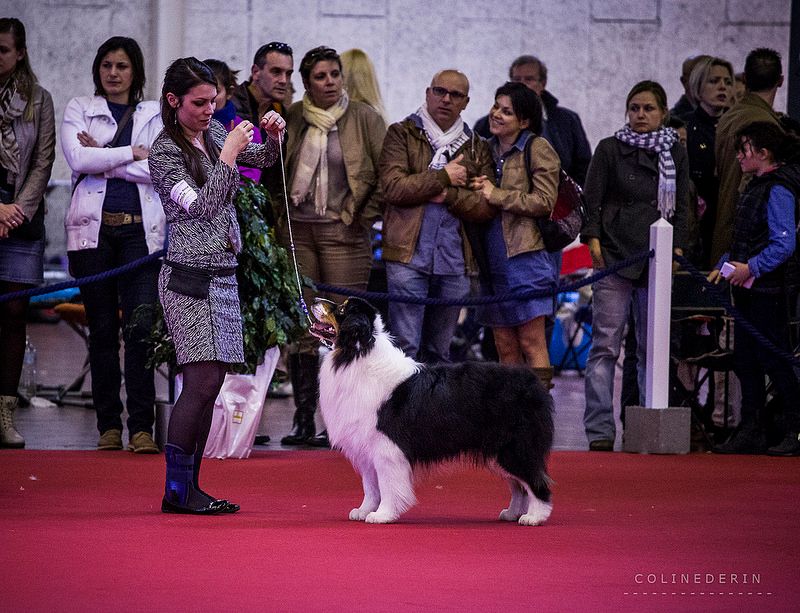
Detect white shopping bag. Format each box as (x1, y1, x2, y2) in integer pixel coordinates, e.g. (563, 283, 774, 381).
(203, 347, 281, 459)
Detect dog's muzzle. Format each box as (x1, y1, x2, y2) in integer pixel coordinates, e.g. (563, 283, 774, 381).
(309, 299, 338, 348)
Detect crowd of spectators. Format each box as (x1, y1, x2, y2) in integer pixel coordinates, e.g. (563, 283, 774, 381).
(1, 14, 798, 459)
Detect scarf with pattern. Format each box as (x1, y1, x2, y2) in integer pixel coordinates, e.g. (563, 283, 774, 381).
(614, 124, 679, 220)
(290, 90, 349, 216)
(415, 104, 469, 170)
(0, 77, 25, 180)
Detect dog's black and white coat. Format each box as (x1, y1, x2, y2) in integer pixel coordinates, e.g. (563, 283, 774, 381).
(312, 297, 554, 525)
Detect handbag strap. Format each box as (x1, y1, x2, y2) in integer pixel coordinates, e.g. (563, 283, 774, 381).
(522, 134, 568, 191)
(72, 105, 136, 194)
(522, 134, 536, 195)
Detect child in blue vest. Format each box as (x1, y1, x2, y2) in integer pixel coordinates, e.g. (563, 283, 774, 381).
(709, 121, 800, 456)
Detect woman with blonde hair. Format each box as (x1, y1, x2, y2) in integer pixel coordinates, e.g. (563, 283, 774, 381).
(686, 56, 734, 267)
(340, 48, 387, 121)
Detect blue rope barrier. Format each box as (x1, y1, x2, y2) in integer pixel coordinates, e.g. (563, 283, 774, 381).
(1, 245, 651, 312)
(674, 254, 800, 369)
(0, 249, 166, 304)
(9, 242, 796, 371)
(315, 249, 653, 306)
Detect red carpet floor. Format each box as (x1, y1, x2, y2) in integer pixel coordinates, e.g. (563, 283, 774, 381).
(1, 450, 798, 612)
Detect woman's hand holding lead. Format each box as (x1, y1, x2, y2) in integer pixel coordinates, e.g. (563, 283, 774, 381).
(261, 110, 285, 142)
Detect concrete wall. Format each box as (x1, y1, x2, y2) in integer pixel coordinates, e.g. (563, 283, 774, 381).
(4, 0, 791, 258)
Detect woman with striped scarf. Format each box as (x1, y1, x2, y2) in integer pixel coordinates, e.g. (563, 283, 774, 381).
(580, 80, 690, 451)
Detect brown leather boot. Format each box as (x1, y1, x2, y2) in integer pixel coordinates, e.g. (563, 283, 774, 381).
(0, 395, 25, 448)
(532, 366, 555, 392)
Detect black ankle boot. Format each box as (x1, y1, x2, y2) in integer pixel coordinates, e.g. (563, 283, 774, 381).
(162, 444, 227, 514)
(193, 448, 240, 513)
(281, 411, 316, 445)
(711, 422, 767, 455)
(307, 429, 331, 448)
(281, 354, 319, 446)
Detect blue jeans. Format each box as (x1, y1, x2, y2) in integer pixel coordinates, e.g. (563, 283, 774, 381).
(584, 273, 648, 443)
(385, 262, 469, 363)
(68, 223, 160, 436)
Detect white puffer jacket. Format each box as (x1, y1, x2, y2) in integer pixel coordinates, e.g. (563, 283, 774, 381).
(61, 95, 165, 253)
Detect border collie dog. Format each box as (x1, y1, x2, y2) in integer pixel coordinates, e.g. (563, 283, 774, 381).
(311, 297, 554, 525)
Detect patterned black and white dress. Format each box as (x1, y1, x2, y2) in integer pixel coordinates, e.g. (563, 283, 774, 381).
(148, 120, 279, 366)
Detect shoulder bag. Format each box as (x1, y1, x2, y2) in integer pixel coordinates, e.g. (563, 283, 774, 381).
(524, 136, 587, 252)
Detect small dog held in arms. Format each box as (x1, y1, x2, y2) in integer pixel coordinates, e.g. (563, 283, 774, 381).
(310, 297, 554, 526)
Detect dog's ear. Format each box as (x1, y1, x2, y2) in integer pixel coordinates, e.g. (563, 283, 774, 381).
(332, 298, 377, 368)
(341, 297, 378, 321)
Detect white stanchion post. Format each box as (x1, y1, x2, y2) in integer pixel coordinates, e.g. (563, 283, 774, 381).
(623, 218, 690, 454)
(645, 219, 673, 409)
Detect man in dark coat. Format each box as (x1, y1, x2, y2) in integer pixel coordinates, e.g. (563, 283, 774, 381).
(713, 48, 784, 265)
(231, 42, 294, 224)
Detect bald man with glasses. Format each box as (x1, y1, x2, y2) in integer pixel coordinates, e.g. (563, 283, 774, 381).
(378, 69, 495, 363)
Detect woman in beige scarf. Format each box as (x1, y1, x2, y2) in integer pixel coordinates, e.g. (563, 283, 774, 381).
(281, 46, 387, 447)
(0, 18, 55, 449)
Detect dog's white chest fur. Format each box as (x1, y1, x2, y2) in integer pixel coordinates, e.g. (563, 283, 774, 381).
(319, 327, 417, 456)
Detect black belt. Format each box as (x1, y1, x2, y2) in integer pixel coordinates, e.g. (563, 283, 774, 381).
(164, 259, 236, 277)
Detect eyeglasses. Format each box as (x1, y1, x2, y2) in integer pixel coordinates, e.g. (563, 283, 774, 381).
(256, 41, 293, 58)
(429, 86, 468, 102)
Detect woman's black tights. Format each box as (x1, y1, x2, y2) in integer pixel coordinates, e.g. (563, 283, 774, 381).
(0, 283, 29, 397)
(167, 360, 227, 454)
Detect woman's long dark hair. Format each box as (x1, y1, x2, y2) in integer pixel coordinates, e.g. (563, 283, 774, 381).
(493, 81, 543, 135)
(0, 18, 37, 121)
(160, 57, 220, 186)
(92, 36, 146, 105)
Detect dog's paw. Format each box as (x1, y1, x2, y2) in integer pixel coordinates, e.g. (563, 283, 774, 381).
(365, 511, 397, 524)
(349, 508, 370, 521)
(499, 509, 522, 522)
(518, 502, 552, 526)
